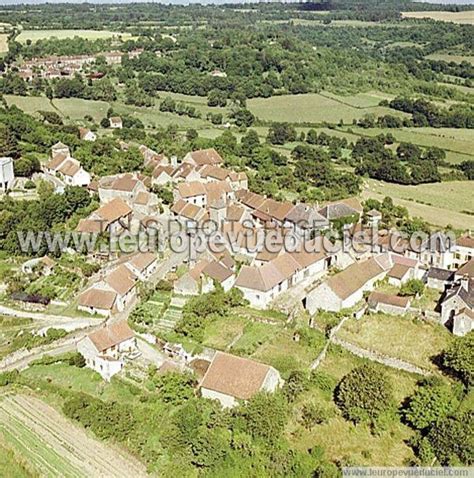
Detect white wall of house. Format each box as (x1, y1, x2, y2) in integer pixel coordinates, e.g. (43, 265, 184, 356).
(236, 285, 276, 309)
(261, 367, 283, 392)
(71, 168, 91, 187)
(370, 303, 409, 316)
(453, 314, 473, 337)
(152, 172, 172, 186)
(201, 388, 238, 408)
(453, 245, 473, 268)
(306, 283, 342, 314)
(174, 273, 199, 295)
(77, 304, 112, 317)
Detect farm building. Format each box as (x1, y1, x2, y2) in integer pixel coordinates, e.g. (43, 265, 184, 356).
(367, 291, 411, 316)
(199, 351, 283, 408)
(77, 321, 137, 380)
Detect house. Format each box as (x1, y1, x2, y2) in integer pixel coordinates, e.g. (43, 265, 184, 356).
(98, 173, 147, 205)
(183, 148, 223, 167)
(365, 209, 382, 227)
(172, 163, 201, 183)
(124, 251, 158, 280)
(235, 237, 335, 309)
(197, 165, 248, 190)
(454, 259, 474, 281)
(319, 197, 362, 223)
(440, 276, 473, 335)
(103, 264, 138, 311)
(152, 165, 174, 186)
(45, 153, 91, 187)
(139, 145, 169, 170)
(133, 191, 159, 216)
(0, 157, 15, 191)
(205, 181, 234, 207)
(453, 236, 474, 268)
(174, 181, 207, 207)
(367, 291, 411, 315)
(305, 254, 391, 314)
(170, 199, 209, 228)
(109, 116, 123, 129)
(174, 259, 235, 295)
(51, 141, 70, 158)
(199, 351, 282, 408)
(77, 321, 137, 380)
(406, 232, 455, 270)
(387, 263, 413, 287)
(452, 308, 474, 337)
(426, 267, 454, 291)
(79, 127, 96, 142)
(76, 198, 132, 234)
(284, 203, 329, 238)
(78, 287, 117, 317)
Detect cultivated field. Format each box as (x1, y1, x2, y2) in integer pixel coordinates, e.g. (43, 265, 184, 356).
(16, 29, 132, 43)
(362, 179, 474, 230)
(0, 394, 147, 477)
(402, 11, 474, 25)
(247, 93, 406, 124)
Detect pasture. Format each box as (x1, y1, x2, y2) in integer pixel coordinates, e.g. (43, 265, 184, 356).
(402, 11, 474, 25)
(0, 394, 147, 477)
(362, 179, 474, 230)
(16, 29, 132, 43)
(247, 92, 406, 124)
(0, 34, 8, 53)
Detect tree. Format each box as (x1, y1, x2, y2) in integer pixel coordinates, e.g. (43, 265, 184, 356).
(403, 382, 459, 431)
(335, 364, 393, 424)
(231, 109, 255, 127)
(427, 411, 473, 465)
(399, 279, 425, 297)
(283, 370, 309, 402)
(240, 392, 288, 443)
(207, 89, 227, 107)
(267, 123, 297, 145)
(441, 334, 474, 386)
(0, 125, 20, 158)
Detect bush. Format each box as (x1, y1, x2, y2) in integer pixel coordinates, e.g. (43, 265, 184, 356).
(299, 403, 332, 429)
(441, 333, 474, 386)
(335, 364, 394, 424)
(399, 279, 425, 297)
(24, 179, 36, 189)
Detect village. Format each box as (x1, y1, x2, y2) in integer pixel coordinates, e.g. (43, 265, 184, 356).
(0, 129, 472, 409)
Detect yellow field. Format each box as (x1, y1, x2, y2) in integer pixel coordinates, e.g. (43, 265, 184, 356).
(0, 34, 8, 53)
(362, 179, 474, 230)
(402, 11, 474, 25)
(16, 29, 132, 43)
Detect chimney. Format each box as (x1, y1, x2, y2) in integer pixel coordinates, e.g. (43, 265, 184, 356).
(461, 274, 469, 291)
(171, 155, 178, 168)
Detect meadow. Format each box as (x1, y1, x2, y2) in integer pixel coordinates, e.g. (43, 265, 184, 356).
(16, 29, 132, 43)
(0, 34, 8, 54)
(247, 92, 407, 124)
(427, 53, 474, 65)
(362, 179, 474, 230)
(337, 313, 452, 372)
(401, 11, 474, 25)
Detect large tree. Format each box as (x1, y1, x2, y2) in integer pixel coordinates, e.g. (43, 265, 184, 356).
(335, 364, 393, 424)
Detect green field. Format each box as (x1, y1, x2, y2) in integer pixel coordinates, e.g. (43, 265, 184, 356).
(362, 179, 474, 230)
(0, 33, 8, 53)
(338, 313, 452, 372)
(16, 29, 132, 43)
(247, 92, 407, 124)
(427, 53, 474, 65)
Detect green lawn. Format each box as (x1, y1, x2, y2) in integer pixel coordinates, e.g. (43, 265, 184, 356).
(247, 92, 407, 124)
(337, 313, 452, 372)
(16, 29, 132, 43)
(362, 179, 474, 230)
(0, 440, 34, 477)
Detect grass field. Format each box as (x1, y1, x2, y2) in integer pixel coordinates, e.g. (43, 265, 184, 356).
(362, 179, 474, 230)
(0, 440, 33, 477)
(16, 29, 132, 43)
(427, 53, 474, 65)
(402, 11, 474, 25)
(338, 313, 452, 372)
(0, 394, 146, 477)
(0, 34, 8, 53)
(287, 345, 419, 466)
(348, 126, 474, 160)
(247, 93, 407, 124)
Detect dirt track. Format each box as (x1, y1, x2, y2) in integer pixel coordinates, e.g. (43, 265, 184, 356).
(0, 394, 148, 477)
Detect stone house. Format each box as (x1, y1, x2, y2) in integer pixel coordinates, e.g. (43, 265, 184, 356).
(199, 351, 283, 408)
(77, 287, 117, 317)
(305, 254, 391, 314)
(77, 321, 136, 381)
(174, 181, 207, 207)
(98, 173, 147, 205)
(76, 198, 132, 235)
(453, 236, 474, 269)
(124, 251, 158, 280)
(109, 116, 123, 129)
(367, 291, 411, 315)
(183, 148, 223, 167)
(0, 157, 15, 191)
(426, 267, 454, 291)
(79, 127, 97, 142)
(151, 165, 175, 186)
(440, 276, 473, 336)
